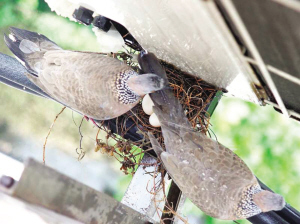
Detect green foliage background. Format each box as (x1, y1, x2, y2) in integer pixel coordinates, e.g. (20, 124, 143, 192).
(0, 1, 299, 223)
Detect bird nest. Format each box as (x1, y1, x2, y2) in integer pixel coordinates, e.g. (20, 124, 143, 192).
(94, 54, 222, 175)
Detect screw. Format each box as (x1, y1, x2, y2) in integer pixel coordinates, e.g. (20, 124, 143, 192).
(0, 175, 15, 188)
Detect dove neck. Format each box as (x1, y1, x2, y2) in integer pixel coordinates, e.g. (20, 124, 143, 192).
(127, 73, 165, 96)
(253, 190, 285, 212)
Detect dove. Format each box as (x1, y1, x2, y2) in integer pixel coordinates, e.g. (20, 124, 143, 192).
(139, 54, 285, 220)
(4, 27, 165, 120)
(148, 102, 285, 220)
(148, 101, 285, 220)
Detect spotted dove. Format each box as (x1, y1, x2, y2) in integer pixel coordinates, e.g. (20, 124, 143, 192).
(144, 55, 285, 220)
(4, 27, 165, 120)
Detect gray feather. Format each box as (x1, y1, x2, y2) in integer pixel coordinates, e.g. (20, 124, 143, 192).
(4, 27, 61, 76)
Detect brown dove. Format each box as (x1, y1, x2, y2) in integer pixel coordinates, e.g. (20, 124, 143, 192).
(4, 27, 165, 120)
(149, 102, 285, 219)
(147, 84, 285, 220)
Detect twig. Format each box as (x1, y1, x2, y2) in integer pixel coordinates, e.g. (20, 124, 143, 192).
(71, 111, 77, 126)
(78, 117, 84, 149)
(43, 106, 66, 165)
(76, 117, 85, 161)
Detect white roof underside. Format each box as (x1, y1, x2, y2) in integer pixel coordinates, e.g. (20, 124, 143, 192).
(47, 0, 262, 103)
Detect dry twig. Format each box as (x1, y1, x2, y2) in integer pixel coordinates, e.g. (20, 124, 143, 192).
(76, 117, 86, 161)
(43, 106, 66, 164)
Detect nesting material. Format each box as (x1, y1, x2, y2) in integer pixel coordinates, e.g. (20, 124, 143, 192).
(124, 60, 222, 144)
(95, 53, 222, 176)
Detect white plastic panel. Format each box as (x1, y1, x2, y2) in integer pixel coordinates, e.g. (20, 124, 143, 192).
(48, 0, 261, 103)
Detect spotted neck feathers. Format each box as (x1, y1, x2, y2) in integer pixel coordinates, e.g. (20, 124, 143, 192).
(235, 184, 262, 219)
(115, 70, 140, 104)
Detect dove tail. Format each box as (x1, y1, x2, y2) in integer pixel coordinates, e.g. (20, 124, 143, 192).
(4, 27, 61, 76)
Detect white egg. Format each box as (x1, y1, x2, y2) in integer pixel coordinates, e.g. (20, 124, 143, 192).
(149, 113, 161, 127)
(142, 94, 154, 115)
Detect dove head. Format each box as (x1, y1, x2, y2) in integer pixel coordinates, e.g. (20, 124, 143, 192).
(253, 190, 285, 212)
(127, 73, 166, 96)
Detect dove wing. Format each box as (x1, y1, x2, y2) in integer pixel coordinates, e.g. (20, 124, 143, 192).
(162, 127, 258, 219)
(160, 151, 226, 217)
(27, 50, 135, 119)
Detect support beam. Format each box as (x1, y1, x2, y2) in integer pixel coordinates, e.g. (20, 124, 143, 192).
(7, 159, 156, 224)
